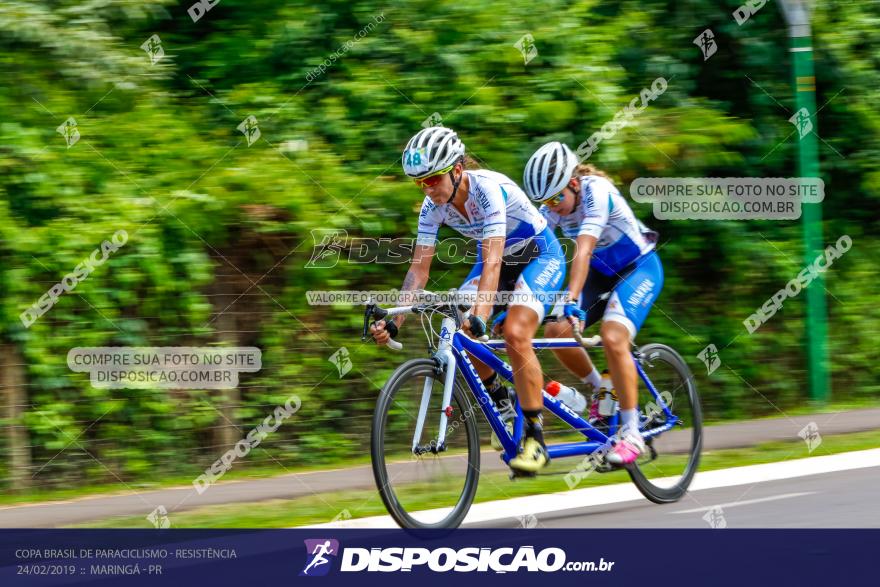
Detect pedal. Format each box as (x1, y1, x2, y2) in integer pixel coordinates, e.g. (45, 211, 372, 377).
(594, 462, 617, 473)
(508, 468, 537, 480)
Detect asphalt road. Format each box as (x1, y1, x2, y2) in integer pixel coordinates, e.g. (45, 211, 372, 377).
(1, 407, 877, 528)
(467, 465, 880, 528)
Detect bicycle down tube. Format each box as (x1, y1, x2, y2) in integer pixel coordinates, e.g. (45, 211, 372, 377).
(448, 333, 604, 463)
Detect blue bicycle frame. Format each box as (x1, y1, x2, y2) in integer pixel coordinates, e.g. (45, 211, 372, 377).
(446, 326, 680, 464)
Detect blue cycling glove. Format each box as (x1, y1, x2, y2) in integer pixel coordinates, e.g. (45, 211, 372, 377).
(563, 300, 586, 323)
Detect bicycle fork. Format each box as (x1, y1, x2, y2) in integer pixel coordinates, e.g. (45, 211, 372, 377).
(411, 316, 457, 455)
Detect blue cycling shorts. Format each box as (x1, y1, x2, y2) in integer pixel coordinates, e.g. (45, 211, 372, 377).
(573, 250, 664, 338)
(458, 226, 566, 322)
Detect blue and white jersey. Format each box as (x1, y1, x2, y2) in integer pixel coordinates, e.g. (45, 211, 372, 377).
(416, 169, 547, 256)
(541, 175, 656, 276)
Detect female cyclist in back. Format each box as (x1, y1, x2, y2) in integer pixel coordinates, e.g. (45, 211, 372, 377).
(370, 126, 565, 472)
(522, 141, 664, 465)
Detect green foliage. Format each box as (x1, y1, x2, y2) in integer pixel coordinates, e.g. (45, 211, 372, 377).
(0, 0, 877, 489)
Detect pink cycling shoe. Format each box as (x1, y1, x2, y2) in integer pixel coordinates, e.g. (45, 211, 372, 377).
(605, 434, 646, 465)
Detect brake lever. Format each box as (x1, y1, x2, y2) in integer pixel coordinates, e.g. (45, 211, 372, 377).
(362, 304, 402, 350)
(361, 304, 374, 342)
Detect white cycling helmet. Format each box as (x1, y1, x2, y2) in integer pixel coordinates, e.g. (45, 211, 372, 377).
(523, 141, 578, 202)
(402, 126, 465, 178)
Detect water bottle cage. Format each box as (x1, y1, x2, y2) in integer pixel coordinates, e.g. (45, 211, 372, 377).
(598, 387, 618, 417)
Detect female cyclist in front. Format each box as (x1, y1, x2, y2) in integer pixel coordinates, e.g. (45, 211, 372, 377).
(522, 141, 663, 465)
(370, 126, 565, 472)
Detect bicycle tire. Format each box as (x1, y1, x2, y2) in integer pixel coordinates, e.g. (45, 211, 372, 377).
(626, 343, 703, 503)
(371, 358, 480, 529)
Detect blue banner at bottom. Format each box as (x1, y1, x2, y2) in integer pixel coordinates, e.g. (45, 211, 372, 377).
(0, 529, 873, 586)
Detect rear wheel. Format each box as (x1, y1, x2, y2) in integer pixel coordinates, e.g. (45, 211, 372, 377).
(627, 343, 702, 503)
(371, 358, 480, 529)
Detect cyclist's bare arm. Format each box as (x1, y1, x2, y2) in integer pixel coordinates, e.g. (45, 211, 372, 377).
(397, 243, 435, 323)
(371, 244, 434, 344)
(566, 234, 597, 302)
(472, 236, 504, 322)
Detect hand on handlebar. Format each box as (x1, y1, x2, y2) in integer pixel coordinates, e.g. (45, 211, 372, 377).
(369, 319, 398, 345)
(563, 300, 586, 323)
(462, 315, 487, 339)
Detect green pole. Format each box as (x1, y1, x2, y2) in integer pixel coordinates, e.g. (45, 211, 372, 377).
(779, 1, 829, 404)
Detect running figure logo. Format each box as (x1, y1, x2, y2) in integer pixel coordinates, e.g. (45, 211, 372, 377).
(697, 344, 721, 375)
(514, 34, 538, 65)
(139, 34, 165, 65)
(300, 539, 340, 576)
(788, 107, 813, 139)
(328, 347, 352, 378)
(305, 229, 348, 268)
(237, 115, 261, 146)
(693, 29, 717, 61)
(56, 117, 80, 148)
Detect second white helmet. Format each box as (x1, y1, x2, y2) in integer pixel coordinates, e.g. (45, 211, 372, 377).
(402, 127, 465, 178)
(523, 141, 578, 202)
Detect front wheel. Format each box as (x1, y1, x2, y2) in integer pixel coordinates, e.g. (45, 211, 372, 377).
(371, 358, 480, 529)
(627, 343, 703, 503)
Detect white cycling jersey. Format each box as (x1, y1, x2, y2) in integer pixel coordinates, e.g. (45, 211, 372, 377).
(416, 169, 547, 256)
(541, 175, 656, 276)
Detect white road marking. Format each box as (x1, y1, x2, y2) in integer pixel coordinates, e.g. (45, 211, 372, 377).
(304, 448, 880, 528)
(670, 492, 815, 514)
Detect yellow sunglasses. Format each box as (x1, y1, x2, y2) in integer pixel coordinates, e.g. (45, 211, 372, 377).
(413, 164, 455, 188)
(545, 189, 566, 206)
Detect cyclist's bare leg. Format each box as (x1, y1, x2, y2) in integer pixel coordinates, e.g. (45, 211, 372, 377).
(600, 320, 637, 411)
(503, 305, 542, 410)
(505, 304, 551, 471)
(600, 319, 646, 464)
